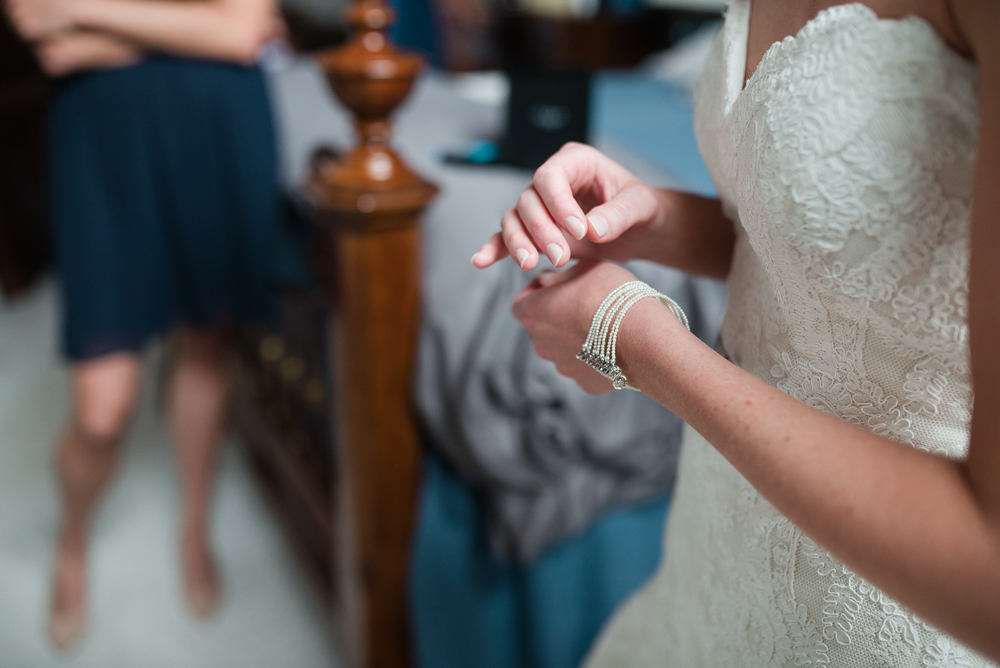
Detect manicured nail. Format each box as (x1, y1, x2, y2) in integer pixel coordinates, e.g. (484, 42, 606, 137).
(545, 243, 563, 266)
(515, 248, 530, 269)
(588, 214, 609, 238)
(565, 215, 586, 240)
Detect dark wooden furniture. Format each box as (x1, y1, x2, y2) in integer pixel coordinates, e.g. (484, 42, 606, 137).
(495, 7, 722, 72)
(0, 19, 51, 298)
(231, 288, 336, 597)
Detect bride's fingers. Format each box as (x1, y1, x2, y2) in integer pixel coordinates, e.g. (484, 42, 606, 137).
(581, 182, 660, 242)
(500, 208, 540, 271)
(516, 187, 570, 268)
(532, 161, 591, 241)
(471, 232, 508, 268)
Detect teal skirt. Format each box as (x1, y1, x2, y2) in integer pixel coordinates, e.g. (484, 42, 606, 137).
(48, 56, 279, 360)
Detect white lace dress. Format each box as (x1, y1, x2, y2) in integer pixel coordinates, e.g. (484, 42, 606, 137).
(585, 2, 995, 666)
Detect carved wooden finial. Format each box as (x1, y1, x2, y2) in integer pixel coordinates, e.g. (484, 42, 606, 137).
(309, 0, 437, 230)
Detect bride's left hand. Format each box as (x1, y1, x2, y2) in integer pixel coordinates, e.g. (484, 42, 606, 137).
(512, 259, 640, 394)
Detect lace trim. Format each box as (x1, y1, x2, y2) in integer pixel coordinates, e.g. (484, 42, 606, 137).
(727, 3, 976, 117)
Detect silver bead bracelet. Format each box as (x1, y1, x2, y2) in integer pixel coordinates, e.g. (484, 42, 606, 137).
(576, 280, 690, 390)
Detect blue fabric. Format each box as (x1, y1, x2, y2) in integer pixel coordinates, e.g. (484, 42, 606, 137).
(592, 74, 717, 197)
(411, 453, 670, 668)
(48, 57, 280, 360)
(389, 0, 440, 67)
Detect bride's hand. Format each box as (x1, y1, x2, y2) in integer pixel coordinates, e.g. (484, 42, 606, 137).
(5, 0, 78, 40)
(512, 259, 642, 394)
(472, 142, 663, 272)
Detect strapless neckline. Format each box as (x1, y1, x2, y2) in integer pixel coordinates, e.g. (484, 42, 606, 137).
(725, 1, 975, 116)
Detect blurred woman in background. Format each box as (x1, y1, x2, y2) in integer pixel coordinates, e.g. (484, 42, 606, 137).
(5, 0, 280, 650)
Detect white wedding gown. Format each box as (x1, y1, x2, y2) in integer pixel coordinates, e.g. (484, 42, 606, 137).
(586, 2, 996, 666)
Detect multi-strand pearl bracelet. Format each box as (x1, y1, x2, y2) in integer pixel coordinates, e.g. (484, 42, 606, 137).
(576, 280, 690, 390)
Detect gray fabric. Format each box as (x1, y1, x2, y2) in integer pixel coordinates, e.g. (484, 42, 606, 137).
(267, 61, 728, 562)
(417, 260, 726, 561)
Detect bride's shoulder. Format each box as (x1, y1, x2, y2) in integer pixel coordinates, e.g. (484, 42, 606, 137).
(948, 0, 1000, 63)
(866, 0, 997, 62)
(745, 0, 977, 85)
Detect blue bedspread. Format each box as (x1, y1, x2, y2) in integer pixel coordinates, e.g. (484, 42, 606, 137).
(411, 453, 671, 668)
(592, 74, 716, 196)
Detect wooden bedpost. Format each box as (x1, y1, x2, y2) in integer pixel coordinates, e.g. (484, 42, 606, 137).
(305, 6, 437, 667)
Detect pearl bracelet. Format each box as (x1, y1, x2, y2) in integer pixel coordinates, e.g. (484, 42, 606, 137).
(576, 280, 690, 390)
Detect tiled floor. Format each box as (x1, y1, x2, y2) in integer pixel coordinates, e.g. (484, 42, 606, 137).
(0, 280, 339, 667)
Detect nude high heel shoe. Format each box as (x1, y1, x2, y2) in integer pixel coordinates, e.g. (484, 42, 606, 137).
(184, 573, 222, 618)
(181, 530, 222, 618)
(48, 605, 86, 652)
(48, 549, 87, 652)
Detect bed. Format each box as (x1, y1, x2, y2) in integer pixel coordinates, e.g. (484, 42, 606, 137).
(230, 7, 726, 667)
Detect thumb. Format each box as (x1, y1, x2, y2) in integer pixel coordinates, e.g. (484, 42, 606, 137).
(584, 182, 659, 243)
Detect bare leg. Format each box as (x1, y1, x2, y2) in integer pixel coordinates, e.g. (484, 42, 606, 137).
(50, 353, 142, 650)
(167, 328, 227, 617)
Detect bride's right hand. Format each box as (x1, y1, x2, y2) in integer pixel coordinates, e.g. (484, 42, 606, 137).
(471, 142, 663, 272)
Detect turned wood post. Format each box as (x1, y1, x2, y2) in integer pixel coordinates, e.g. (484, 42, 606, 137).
(305, 5, 437, 667)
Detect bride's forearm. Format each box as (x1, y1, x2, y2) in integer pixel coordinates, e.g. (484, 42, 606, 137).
(601, 189, 735, 279)
(618, 299, 1000, 660)
(653, 189, 734, 279)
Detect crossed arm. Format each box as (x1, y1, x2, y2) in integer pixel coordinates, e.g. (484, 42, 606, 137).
(473, 0, 1000, 659)
(5, 0, 276, 76)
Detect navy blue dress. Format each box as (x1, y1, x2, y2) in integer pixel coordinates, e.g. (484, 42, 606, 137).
(48, 56, 279, 360)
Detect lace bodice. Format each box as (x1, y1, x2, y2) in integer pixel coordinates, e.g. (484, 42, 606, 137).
(586, 3, 994, 666)
(704, 1, 978, 452)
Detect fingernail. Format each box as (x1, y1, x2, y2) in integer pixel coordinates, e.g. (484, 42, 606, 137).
(515, 248, 530, 269)
(565, 215, 586, 240)
(470, 253, 480, 266)
(588, 214, 609, 238)
(545, 243, 563, 267)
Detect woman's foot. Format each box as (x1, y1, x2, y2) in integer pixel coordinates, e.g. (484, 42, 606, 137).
(181, 527, 221, 618)
(48, 536, 87, 651)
